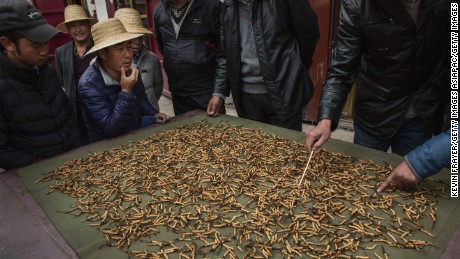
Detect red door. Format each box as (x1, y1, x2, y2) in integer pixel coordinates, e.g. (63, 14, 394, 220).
(305, 0, 340, 122)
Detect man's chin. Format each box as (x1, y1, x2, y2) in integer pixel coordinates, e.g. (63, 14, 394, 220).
(36, 59, 47, 66)
(75, 36, 90, 44)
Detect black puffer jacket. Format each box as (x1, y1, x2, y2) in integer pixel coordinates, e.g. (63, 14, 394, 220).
(213, 0, 319, 120)
(0, 53, 78, 169)
(319, 0, 450, 138)
(153, 0, 220, 96)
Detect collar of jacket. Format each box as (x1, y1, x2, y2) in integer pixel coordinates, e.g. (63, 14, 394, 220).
(0, 52, 46, 84)
(72, 39, 95, 57)
(134, 45, 149, 64)
(94, 58, 120, 87)
(162, 0, 203, 12)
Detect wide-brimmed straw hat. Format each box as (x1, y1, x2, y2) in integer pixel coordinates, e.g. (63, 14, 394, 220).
(56, 5, 97, 32)
(114, 8, 154, 35)
(86, 18, 143, 55)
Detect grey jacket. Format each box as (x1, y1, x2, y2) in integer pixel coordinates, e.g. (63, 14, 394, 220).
(55, 41, 77, 116)
(135, 46, 163, 110)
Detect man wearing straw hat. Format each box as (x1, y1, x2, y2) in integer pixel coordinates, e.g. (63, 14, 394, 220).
(115, 8, 163, 111)
(153, 0, 224, 116)
(0, 0, 79, 169)
(55, 4, 97, 144)
(78, 18, 168, 143)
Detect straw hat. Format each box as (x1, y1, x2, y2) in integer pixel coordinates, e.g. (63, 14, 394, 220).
(56, 5, 97, 32)
(86, 18, 143, 55)
(114, 8, 154, 35)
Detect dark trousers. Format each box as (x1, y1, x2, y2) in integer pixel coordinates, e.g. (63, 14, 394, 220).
(172, 93, 225, 116)
(353, 116, 432, 156)
(239, 92, 302, 131)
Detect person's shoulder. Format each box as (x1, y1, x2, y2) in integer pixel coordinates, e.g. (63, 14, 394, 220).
(79, 62, 99, 86)
(153, 1, 166, 15)
(55, 41, 73, 53)
(143, 50, 160, 61)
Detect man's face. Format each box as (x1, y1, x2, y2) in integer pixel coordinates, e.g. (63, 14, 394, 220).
(131, 37, 142, 55)
(4, 37, 49, 68)
(99, 40, 133, 77)
(67, 20, 91, 44)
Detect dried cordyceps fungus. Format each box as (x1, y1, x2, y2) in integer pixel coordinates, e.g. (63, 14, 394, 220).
(37, 120, 446, 258)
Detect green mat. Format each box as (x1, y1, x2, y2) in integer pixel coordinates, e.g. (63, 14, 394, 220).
(17, 113, 459, 258)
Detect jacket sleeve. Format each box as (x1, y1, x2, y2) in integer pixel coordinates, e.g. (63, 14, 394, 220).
(213, 2, 229, 96)
(79, 78, 142, 138)
(405, 129, 452, 179)
(287, 0, 320, 69)
(153, 7, 164, 55)
(318, 0, 363, 131)
(152, 54, 164, 104)
(210, 0, 221, 47)
(0, 111, 38, 169)
(55, 47, 65, 92)
(134, 74, 159, 118)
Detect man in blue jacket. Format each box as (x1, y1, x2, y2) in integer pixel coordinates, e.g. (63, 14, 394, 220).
(377, 129, 452, 192)
(78, 18, 168, 143)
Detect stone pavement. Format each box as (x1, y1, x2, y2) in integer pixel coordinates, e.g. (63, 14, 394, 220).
(158, 95, 355, 143)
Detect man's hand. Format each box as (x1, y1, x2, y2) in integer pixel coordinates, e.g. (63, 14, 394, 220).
(154, 113, 170, 124)
(120, 67, 139, 93)
(207, 96, 223, 117)
(306, 119, 332, 152)
(377, 161, 419, 193)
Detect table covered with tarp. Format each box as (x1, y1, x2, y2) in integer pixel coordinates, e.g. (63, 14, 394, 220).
(1, 111, 459, 258)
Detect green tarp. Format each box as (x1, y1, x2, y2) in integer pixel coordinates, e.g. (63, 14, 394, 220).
(17, 113, 459, 258)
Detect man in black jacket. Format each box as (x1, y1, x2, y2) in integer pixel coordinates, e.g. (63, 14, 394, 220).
(210, 0, 319, 131)
(306, 0, 449, 155)
(154, 0, 223, 116)
(0, 0, 79, 170)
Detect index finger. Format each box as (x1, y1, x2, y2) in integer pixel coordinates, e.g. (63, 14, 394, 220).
(377, 174, 394, 193)
(305, 133, 319, 152)
(120, 67, 126, 79)
(305, 134, 313, 152)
